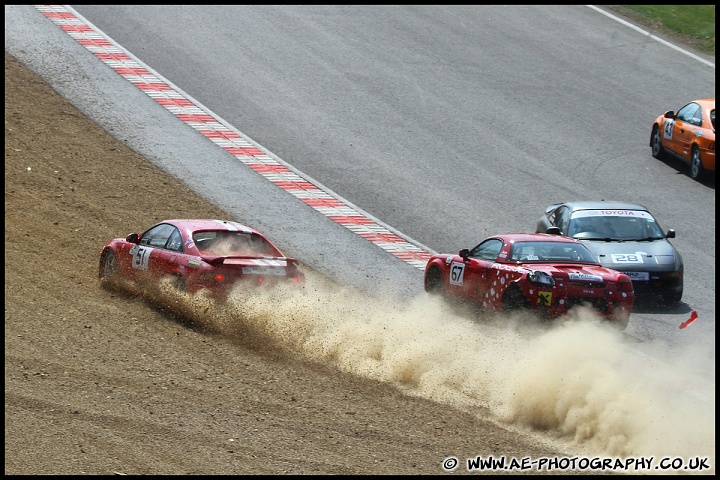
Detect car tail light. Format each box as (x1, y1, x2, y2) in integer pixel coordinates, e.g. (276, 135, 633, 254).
(618, 276, 634, 292)
(198, 272, 229, 283)
(655, 271, 682, 281)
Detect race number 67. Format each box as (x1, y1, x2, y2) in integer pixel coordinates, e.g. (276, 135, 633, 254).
(450, 262, 465, 285)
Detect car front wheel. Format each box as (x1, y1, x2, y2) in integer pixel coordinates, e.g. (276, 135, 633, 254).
(99, 249, 118, 280)
(690, 146, 705, 180)
(651, 125, 666, 159)
(501, 285, 529, 311)
(424, 267, 445, 295)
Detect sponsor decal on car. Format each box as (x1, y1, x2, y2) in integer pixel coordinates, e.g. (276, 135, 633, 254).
(573, 209, 654, 220)
(568, 272, 603, 282)
(538, 291, 552, 306)
(187, 259, 201, 267)
(241, 266, 286, 276)
(624, 271, 650, 281)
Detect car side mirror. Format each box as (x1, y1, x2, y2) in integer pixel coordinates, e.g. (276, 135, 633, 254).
(666, 229, 676, 239)
(546, 226, 561, 235)
(459, 248, 470, 259)
(664, 111, 675, 119)
(126, 233, 140, 244)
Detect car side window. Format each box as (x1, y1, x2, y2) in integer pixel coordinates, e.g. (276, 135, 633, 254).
(139, 223, 176, 248)
(677, 103, 700, 124)
(553, 207, 571, 234)
(469, 239, 503, 261)
(691, 107, 703, 127)
(166, 228, 184, 253)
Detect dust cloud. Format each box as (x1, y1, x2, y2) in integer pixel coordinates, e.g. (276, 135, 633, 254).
(130, 272, 715, 474)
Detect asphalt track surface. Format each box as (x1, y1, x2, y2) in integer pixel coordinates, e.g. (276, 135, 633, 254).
(5, 4, 715, 469)
(7, 4, 714, 352)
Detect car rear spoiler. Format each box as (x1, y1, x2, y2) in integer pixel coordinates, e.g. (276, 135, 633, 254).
(201, 255, 299, 267)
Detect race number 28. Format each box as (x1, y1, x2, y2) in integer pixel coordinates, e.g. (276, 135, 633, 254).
(611, 253, 643, 264)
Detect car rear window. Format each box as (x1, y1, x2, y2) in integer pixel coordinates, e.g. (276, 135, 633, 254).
(193, 231, 276, 256)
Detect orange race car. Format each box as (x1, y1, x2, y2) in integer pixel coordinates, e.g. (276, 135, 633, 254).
(650, 98, 715, 181)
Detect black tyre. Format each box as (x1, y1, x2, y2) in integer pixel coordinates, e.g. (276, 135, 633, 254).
(99, 249, 119, 280)
(424, 267, 445, 295)
(611, 316, 629, 331)
(608, 303, 631, 331)
(171, 275, 187, 292)
(689, 146, 705, 180)
(650, 125, 666, 159)
(661, 289, 683, 307)
(501, 285, 529, 311)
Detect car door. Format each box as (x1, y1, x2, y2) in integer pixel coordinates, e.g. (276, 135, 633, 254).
(664, 102, 701, 159)
(129, 223, 176, 280)
(151, 227, 186, 279)
(551, 206, 571, 235)
(455, 239, 503, 305)
(537, 205, 570, 234)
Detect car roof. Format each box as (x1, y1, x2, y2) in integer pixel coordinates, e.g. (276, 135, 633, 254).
(161, 219, 260, 235)
(495, 233, 579, 244)
(694, 98, 715, 108)
(550, 200, 650, 213)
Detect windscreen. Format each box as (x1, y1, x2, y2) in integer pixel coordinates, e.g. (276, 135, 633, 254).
(509, 241, 597, 263)
(567, 210, 664, 240)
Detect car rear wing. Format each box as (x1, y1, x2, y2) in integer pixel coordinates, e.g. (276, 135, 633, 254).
(201, 255, 299, 268)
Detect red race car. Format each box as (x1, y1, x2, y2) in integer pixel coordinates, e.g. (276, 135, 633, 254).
(99, 219, 304, 299)
(424, 233, 634, 329)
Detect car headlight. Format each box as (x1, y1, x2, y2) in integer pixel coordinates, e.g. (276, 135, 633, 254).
(528, 271, 556, 287)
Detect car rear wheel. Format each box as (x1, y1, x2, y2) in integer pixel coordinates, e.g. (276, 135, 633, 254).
(650, 125, 666, 159)
(99, 250, 119, 280)
(689, 146, 705, 180)
(661, 290, 683, 307)
(171, 275, 187, 293)
(608, 303, 631, 331)
(424, 267, 445, 295)
(611, 316, 629, 331)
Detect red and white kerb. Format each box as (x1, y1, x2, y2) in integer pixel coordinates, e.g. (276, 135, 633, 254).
(35, 5, 432, 269)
